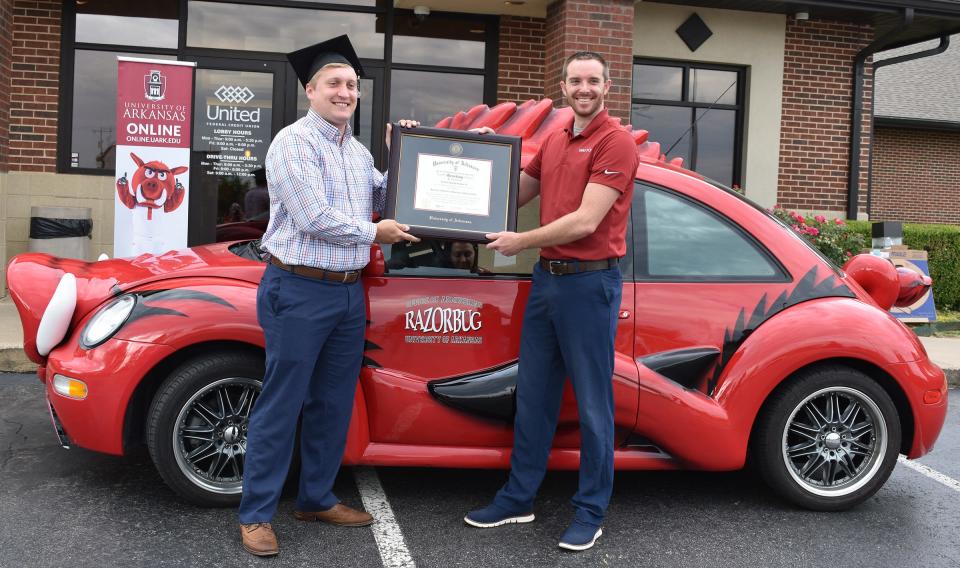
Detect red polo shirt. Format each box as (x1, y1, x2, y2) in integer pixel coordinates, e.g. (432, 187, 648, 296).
(524, 109, 638, 261)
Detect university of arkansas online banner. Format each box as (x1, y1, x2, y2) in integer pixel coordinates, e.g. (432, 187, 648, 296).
(114, 57, 196, 257)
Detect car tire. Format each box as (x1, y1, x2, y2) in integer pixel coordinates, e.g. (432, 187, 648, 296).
(753, 365, 901, 511)
(146, 351, 264, 507)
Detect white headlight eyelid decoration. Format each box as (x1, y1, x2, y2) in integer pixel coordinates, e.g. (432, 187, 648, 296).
(36, 273, 78, 357)
(80, 295, 136, 349)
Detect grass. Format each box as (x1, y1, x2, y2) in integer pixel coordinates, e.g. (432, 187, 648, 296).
(934, 309, 960, 337)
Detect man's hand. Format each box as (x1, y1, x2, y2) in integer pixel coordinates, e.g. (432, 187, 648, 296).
(386, 120, 420, 152)
(469, 126, 496, 135)
(485, 231, 526, 257)
(375, 219, 420, 244)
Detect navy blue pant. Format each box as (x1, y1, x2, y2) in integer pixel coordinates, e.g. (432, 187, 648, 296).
(493, 263, 621, 527)
(239, 263, 366, 524)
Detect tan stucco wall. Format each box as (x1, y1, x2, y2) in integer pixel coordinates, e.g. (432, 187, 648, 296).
(3, 173, 114, 272)
(633, 2, 786, 207)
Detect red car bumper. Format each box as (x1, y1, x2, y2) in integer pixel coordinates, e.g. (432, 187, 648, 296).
(44, 338, 174, 456)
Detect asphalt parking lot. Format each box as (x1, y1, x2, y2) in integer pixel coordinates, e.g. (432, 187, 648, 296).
(2, 373, 958, 568)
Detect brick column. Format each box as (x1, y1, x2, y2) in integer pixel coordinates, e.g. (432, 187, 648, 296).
(544, 0, 633, 123)
(0, 0, 13, 173)
(497, 16, 546, 104)
(777, 18, 873, 215)
(9, 0, 61, 173)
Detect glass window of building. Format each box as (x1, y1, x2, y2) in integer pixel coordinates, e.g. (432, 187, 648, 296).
(631, 61, 744, 187)
(63, 2, 495, 174)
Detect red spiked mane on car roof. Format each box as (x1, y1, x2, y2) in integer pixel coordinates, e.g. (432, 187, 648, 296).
(434, 98, 684, 170)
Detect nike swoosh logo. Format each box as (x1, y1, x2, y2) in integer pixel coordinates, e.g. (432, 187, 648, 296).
(603, 170, 620, 175)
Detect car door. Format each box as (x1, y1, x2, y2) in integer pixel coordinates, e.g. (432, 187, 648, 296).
(629, 180, 790, 436)
(361, 230, 638, 450)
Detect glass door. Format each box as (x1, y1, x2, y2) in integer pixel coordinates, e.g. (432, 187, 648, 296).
(187, 57, 285, 246)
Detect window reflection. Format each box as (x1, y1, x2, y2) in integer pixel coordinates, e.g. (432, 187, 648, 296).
(694, 109, 735, 186)
(76, 15, 178, 48)
(689, 68, 737, 104)
(71, 50, 176, 170)
(296, 0, 376, 5)
(630, 104, 691, 163)
(389, 70, 483, 126)
(632, 64, 683, 101)
(187, 2, 383, 57)
(643, 189, 776, 278)
(393, 13, 486, 68)
(631, 61, 742, 185)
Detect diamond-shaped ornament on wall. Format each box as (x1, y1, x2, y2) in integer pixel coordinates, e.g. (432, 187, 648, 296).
(676, 13, 712, 52)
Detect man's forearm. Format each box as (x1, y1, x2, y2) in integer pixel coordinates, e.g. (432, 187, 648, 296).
(514, 209, 597, 250)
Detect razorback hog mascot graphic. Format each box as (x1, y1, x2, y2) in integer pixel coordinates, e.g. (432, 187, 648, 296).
(116, 152, 187, 255)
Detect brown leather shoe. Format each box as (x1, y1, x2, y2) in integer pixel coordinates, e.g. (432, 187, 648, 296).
(240, 522, 279, 556)
(294, 503, 374, 527)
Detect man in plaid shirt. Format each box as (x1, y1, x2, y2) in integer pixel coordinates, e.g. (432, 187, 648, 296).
(238, 35, 419, 557)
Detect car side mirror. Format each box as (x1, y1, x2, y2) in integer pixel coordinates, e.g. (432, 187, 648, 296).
(364, 244, 385, 278)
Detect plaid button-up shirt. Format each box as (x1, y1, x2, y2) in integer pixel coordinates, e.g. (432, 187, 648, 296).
(261, 109, 387, 271)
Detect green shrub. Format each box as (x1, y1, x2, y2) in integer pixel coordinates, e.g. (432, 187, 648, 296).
(847, 220, 960, 311)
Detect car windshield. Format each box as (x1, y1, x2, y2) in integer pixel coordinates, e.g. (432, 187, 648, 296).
(701, 178, 844, 275)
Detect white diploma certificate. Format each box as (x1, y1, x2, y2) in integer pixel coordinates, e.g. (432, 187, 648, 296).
(413, 154, 493, 217)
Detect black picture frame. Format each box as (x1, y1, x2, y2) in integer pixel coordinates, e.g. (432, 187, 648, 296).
(385, 125, 520, 242)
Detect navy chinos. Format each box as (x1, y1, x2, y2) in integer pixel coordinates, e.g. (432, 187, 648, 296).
(493, 262, 622, 527)
(238, 263, 366, 524)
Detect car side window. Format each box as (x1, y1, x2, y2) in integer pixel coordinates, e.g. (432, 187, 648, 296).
(634, 184, 782, 280)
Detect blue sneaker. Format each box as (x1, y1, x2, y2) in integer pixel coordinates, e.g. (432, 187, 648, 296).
(463, 504, 535, 528)
(558, 520, 602, 551)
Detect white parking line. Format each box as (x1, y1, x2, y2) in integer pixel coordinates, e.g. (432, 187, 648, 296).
(898, 455, 960, 493)
(354, 466, 416, 568)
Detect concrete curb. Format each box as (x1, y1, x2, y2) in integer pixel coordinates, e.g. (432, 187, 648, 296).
(945, 369, 960, 389)
(0, 346, 35, 374)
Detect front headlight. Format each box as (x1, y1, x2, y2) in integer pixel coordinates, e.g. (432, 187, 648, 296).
(80, 295, 136, 349)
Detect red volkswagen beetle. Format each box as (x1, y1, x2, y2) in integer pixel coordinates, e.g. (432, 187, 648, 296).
(7, 100, 947, 512)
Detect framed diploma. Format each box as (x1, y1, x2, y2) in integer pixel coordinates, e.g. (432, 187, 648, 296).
(385, 125, 521, 242)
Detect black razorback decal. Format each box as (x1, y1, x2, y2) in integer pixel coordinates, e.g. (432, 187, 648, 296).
(707, 266, 855, 396)
(138, 289, 237, 310)
(638, 347, 720, 390)
(428, 362, 519, 422)
(126, 289, 236, 325)
(363, 338, 383, 368)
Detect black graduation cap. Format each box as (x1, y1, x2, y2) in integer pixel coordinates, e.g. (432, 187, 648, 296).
(251, 167, 266, 186)
(287, 35, 364, 89)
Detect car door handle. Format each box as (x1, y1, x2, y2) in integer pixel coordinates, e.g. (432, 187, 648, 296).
(619, 310, 630, 319)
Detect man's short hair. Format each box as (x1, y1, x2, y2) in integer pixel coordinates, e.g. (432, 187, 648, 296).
(562, 51, 609, 82)
(307, 62, 357, 88)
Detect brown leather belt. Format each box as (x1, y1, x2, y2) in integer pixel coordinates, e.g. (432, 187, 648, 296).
(269, 256, 360, 284)
(539, 257, 618, 275)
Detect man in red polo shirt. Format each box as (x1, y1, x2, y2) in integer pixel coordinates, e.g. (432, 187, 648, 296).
(463, 51, 638, 552)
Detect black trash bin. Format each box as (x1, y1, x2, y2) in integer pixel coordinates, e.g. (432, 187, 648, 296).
(28, 206, 93, 260)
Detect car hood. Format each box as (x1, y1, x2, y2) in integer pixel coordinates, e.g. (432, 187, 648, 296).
(7, 241, 264, 363)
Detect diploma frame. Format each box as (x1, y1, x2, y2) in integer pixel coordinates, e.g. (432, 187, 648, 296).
(385, 125, 521, 242)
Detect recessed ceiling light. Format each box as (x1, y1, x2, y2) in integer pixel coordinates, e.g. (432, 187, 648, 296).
(504, 1, 526, 5)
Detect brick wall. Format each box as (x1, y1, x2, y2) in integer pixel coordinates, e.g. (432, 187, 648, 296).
(777, 18, 873, 215)
(544, 0, 633, 122)
(9, 0, 60, 173)
(871, 127, 960, 225)
(498, 16, 546, 104)
(0, 0, 13, 173)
